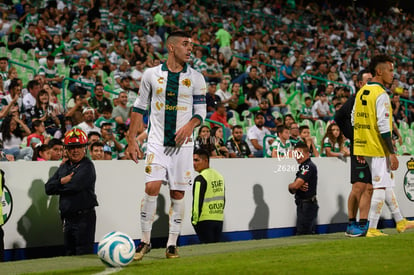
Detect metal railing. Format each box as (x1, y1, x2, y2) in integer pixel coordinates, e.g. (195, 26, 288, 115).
(205, 118, 227, 142)
(299, 74, 353, 97)
(61, 77, 116, 110)
(8, 60, 37, 75)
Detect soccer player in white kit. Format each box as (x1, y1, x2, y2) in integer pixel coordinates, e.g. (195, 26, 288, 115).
(126, 31, 207, 259)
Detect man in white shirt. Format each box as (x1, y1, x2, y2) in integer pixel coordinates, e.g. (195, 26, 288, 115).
(76, 107, 101, 135)
(246, 112, 272, 158)
(215, 79, 236, 108)
(311, 92, 332, 122)
(23, 79, 41, 120)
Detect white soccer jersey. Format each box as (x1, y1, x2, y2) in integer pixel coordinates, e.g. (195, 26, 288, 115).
(133, 63, 207, 147)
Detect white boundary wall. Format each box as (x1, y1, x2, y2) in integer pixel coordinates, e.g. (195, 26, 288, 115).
(2, 156, 414, 249)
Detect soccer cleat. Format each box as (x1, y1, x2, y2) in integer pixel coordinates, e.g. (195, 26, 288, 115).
(366, 228, 388, 237)
(133, 242, 151, 261)
(345, 223, 366, 237)
(166, 245, 180, 259)
(396, 218, 414, 233)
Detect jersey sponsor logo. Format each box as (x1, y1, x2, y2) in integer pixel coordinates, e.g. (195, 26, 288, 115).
(146, 153, 154, 164)
(354, 123, 371, 130)
(356, 112, 369, 118)
(181, 78, 191, 87)
(155, 101, 164, 110)
(156, 87, 163, 95)
(157, 77, 164, 84)
(165, 105, 188, 111)
(354, 139, 367, 144)
(145, 165, 152, 174)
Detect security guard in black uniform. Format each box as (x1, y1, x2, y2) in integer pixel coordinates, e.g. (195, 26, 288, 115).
(192, 148, 225, 243)
(288, 142, 318, 235)
(45, 128, 98, 255)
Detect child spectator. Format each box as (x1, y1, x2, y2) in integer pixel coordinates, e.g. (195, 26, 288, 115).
(270, 125, 294, 158)
(299, 96, 315, 121)
(320, 123, 350, 157)
(94, 104, 117, 130)
(26, 120, 50, 147)
(90, 141, 105, 160)
(32, 144, 51, 161)
(299, 125, 319, 157)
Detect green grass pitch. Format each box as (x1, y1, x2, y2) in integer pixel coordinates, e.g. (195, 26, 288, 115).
(2, 229, 414, 274)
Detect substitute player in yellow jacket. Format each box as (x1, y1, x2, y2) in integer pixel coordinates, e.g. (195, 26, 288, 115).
(353, 54, 414, 237)
(192, 148, 225, 243)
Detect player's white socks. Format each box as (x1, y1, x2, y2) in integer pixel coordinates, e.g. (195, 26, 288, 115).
(140, 193, 158, 244)
(167, 198, 185, 247)
(385, 188, 404, 223)
(368, 189, 385, 229)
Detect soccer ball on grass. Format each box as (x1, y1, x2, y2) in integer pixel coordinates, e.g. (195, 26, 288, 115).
(97, 231, 135, 267)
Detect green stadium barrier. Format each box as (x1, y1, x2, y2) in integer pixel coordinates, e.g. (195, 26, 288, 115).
(299, 73, 353, 97)
(8, 60, 37, 75)
(61, 77, 116, 111)
(205, 118, 227, 142)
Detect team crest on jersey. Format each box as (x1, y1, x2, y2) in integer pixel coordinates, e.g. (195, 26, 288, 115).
(385, 112, 389, 118)
(184, 170, 192, 185)
(373, 176, 381, 182)
(182, 78, 191, 87)
(155, 101, 164, 110)
(145, 165, 152, 174)
(156, 87, 163, 95)
(157, 77, 164, 84)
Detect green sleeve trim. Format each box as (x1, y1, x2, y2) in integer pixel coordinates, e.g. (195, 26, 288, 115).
(381, 132, 391, 139)
(132, 107, 145, 114)
(192, 114, 203, 125)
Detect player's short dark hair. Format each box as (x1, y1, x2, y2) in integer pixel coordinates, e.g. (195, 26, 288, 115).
(101, 104, 113, 113)
(90, 141, 104, 151)
(47, 55, 55, 61)
(369, 54, 394, 77)
(277, 125, 287, 135)
(232, 125, 243, 131)
(32, 119, 43, 130)
(167, 31, 191, 42)
(294, 141, 309, 152)
(88, 131, 101, 139)
(194, 148, 210, 162)
(101, 122, 112, 129)
(254, 112, 265, 119)
(48, 138, 63, 147)
(0, 57, 8, 62)
(299, 125, 309, 133)
(9, 78, 20, 91)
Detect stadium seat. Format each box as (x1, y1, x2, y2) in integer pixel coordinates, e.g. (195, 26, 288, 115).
(314, 119, 326, 131)
(228, 117, 239, 127)
(241, 110, 251, 121)
(399, 121, 409, 136)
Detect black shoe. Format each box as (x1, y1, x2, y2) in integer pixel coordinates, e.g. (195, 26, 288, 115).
(134, 242, 151, 261)
(166, 245, 179, 259)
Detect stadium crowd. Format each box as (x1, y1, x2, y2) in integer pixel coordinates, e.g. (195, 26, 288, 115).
(1, 0, 414, 161)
